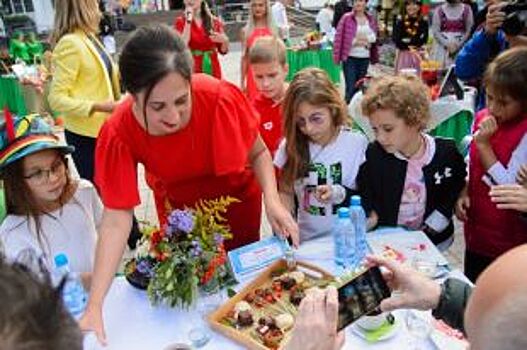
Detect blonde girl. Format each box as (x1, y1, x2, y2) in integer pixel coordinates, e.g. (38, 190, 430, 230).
(241, 0, 276, 100)
(358, 75, 466, 251)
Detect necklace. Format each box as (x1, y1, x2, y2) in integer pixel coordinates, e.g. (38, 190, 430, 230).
(403, 15, 420, 38)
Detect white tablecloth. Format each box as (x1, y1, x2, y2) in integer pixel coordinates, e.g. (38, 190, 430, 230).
(84, 231, 468, 350)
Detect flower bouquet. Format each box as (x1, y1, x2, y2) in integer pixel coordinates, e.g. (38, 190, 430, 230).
(125, 197, 239, 308)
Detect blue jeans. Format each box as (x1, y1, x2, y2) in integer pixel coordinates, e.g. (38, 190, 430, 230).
(342, 57, 370, 104)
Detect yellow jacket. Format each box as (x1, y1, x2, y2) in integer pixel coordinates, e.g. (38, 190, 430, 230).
(49, 30, 120, 138)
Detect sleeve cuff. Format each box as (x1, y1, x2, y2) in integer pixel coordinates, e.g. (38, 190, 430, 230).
(432, 278, 472, 334)
(424, 210, 450, 233)
(486, 162, 514, 185)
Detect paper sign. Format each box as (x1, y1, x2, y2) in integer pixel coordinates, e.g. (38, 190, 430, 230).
(228, 236, 286, 276)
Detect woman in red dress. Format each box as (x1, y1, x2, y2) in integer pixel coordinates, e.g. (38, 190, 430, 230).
(240, 0, 276, 100)
(174, 0, 229, 78)
(79, 25, 298, 345)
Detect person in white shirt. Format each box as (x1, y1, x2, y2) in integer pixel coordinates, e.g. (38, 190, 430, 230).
(0, 114, 101, 276)
(275, 68, 368, 244)
(316, 2, 335, 35)
(272, 0, 291, 41)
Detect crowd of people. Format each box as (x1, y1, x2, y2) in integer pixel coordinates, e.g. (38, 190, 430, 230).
(0, 0, 526, 348)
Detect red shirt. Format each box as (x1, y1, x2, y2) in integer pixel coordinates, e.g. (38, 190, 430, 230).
(95, 74, 262, 249)
(244, 27, 273, 101)
(251, 93, 284, 157)
(174, 16, 225, 79)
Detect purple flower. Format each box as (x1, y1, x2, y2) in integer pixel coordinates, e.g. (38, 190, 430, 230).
(136, 259, 154, 277)
(164, 224, 175, 238)
(190, 240, 203, 257)
(213, 232, 224, 245)
(167, 209, 195, 234)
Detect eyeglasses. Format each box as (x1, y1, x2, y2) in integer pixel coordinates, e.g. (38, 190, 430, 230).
(24, 158, 66, 185)
(296, 113, 326, 128)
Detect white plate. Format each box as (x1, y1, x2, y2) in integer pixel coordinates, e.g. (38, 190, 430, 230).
(351, 317, 401, 342)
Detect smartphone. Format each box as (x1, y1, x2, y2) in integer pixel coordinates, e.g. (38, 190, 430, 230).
(336, 266, 391, 331)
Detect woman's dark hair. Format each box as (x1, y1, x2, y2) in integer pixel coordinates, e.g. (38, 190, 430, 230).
(201, 0, 214, 35)
(2, 153, 72, 252)
(119, 24, 193, 129)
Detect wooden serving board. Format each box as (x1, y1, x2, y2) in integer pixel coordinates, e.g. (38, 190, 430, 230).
(208, 259, 334, 350)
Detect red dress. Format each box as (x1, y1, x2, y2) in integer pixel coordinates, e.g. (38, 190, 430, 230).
(244, 27, 274, 101)
(95, 74, 262, 250)
(251, 93, 283, 157)
(174, 16, 225, 79)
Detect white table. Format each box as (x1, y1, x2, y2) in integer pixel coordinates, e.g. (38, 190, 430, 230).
(84, 231, 468, 350)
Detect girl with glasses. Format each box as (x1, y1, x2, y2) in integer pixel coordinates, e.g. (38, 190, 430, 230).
(274, 68, 369, 244)
(0, 114, 101, 278)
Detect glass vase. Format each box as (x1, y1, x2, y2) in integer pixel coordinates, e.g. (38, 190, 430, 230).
(187, 285, 226, 348)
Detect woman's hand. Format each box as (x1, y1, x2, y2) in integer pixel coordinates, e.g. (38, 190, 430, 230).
(490, 184, 527, 213)
(79, 304, 107, 346)
(266, 197, 300, 247)
(92, 101, 117, 114)
(366, 255, 442, 312)
(210, 31, 228, 45)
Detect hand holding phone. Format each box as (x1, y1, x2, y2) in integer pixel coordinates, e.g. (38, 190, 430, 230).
(365, 255, 442, 313)
(337, 266, 391, 331)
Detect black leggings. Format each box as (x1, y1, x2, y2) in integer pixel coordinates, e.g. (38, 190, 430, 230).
(64, 130, 96, 182)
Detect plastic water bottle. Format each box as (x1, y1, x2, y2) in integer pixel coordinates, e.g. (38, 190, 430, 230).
(54, 254, 87, 318)
(333, 207, 354, 270)
(350, 195, 369, 268)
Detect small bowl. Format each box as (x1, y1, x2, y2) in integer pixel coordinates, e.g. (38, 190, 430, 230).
(355, 313, 387, 331)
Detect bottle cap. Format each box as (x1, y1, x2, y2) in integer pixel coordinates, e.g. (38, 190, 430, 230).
(351, 195, 362, 206)
(337, 207, 350, 218)
(54, 253, 68, 268)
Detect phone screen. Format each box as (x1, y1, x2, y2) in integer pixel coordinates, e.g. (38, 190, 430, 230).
(337, 266, 391, 331)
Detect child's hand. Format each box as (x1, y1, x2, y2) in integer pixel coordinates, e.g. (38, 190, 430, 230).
(517, 164, 527, 188)
(314, 185, 332, 204)
(366, 211, 378, 231)
(455, 194, 470, 222)
(490, 184, 527, 213)
(474, 116, 498, 145)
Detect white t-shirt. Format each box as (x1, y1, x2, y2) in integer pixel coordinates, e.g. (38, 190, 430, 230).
(316, 7, 334, 34)
(0, 179, 102, 273)
(349, 22, 376, 58)
(272, 1, 290, 39)
(274, 127, 368, 242)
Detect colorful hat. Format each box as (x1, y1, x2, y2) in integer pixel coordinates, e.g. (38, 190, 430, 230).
(0, 109, 74, 170)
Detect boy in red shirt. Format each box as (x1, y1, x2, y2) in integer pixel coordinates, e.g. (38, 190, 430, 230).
(248, 36, 288, 157)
